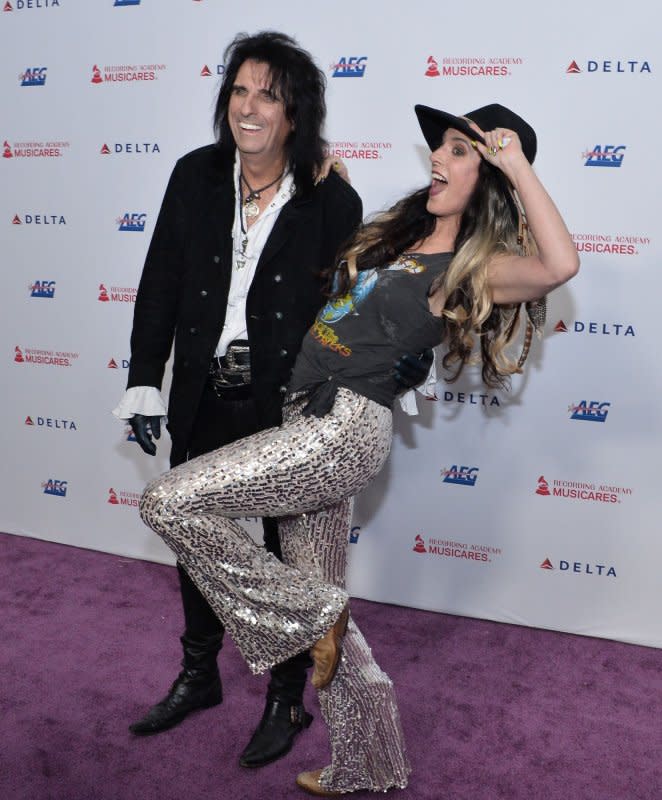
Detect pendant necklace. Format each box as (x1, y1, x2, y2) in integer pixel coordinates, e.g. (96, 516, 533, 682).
(240, 170, 283, 219)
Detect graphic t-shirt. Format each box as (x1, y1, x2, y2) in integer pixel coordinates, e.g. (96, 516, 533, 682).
(289, 251, 452, 414)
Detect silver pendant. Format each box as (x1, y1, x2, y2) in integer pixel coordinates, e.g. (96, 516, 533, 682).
(244, 200, 260, 218)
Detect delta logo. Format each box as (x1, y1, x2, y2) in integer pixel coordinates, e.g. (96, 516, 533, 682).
(583, 145, 626, 167)
(566, 58, 651, 75)
(117, 212, 146, 232)
(553, 319, 635, 337)
(540, 557, 616, 578)
(568, 400, 610, 423)
(441, 465, 479, 487)
(534, 474, 632, 505)
(98, 283, 137, 303)
(571, 232, 649, 256)
(108, 356, 130, 369)
(19, 67, 47, 87)
(413, 534, 501, 563)
(200, 64, 225, 77)
(14, 345, 78, 366)
(29, 279, 56, 298)
(91, 63, 166, 84)
(108, 487, 141, 508)
(2, 139, 70, 158)
(426, 55, 524, 77)
(3, 1, 61, 10)
(42, 478, 67, 497)
(13, 213, 66, 225)
(442, 390, 501, 408)
(25, 415, 77, 431)
(100, 142, 160, 155)
(325, 140, 392, 161)
(330, 57, 367, 78)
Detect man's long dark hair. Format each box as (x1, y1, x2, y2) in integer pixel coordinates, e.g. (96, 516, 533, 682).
(213, 31, 327, 197)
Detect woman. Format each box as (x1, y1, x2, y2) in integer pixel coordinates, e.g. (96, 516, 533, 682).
(139, 102, 578, 796)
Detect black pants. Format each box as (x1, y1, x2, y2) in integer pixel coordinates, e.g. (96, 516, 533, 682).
(176, 380, 310, 702)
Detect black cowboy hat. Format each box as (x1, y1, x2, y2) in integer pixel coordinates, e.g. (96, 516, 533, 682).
(414, 103, 537, 164)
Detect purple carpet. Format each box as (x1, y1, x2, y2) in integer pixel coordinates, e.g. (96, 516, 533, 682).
(2, 531, 660, 800)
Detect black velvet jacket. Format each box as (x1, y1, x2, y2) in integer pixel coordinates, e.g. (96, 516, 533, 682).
(127, 144, 363, 466)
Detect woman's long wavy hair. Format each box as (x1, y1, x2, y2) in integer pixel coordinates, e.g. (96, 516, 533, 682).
(328, 161, 535, 387)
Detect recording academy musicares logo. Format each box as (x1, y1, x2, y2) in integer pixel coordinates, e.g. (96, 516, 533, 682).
(534, 475, 633, 505)
(14, 345, 78, 366)
(108, 487, 141, 508)
(570, 231, 649, 256)
(425, 54, 524, 77)
(412, 534, 501, 563)
(325, 140, 392, 161)
(3, 139, 70, 158)
(98, 283, 137, 303)
(90, 63, 166, 84)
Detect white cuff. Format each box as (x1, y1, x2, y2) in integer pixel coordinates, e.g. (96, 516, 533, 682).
(112, 386, 168, 420)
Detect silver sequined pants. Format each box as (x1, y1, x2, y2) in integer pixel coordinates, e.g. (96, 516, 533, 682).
(139, 388, 411, 793)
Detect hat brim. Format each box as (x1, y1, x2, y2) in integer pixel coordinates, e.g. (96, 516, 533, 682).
(415, 105, 485, 152)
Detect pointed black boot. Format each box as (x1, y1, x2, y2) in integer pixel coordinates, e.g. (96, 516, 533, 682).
(129, 632, 223, 736)
(239, 698, 312, 768)
(239, 650, 312, 767)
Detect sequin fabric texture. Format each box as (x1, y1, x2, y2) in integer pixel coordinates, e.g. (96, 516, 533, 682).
(139, 388, 411, 792)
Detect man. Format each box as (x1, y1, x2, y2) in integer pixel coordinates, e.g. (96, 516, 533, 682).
(114, 31, 428, 768)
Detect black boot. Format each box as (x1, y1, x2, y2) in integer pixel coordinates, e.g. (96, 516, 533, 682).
(239, 650, 312, 767)
(129, 632, 223, 736)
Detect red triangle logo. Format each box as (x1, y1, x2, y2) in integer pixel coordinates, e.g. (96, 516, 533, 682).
(100, 143, 111, 155)
(12, 214, 21, 224)
(108, 358, 118, 369)
(3, 140, 13, 158)
(554, 320, 568, 333)
(200, 64, 212, 77)
(566, 60, 581, 74)
(108, 488, 119, 504)
(25, 415, 34, 425)
(540, 558, 554, 570)
(3, 2, 13, 11)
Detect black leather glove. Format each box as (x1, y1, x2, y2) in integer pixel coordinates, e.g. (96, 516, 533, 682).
(393, 348, 434, 390)
(129, 414, 162, 456)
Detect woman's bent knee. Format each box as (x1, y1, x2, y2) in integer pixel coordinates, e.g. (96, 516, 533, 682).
(139, 477, 177, 534)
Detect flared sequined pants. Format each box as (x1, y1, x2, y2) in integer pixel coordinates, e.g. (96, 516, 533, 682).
(139, 388, 411, 793)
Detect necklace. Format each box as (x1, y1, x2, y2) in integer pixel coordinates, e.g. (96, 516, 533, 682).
(240, 170, 283, 219)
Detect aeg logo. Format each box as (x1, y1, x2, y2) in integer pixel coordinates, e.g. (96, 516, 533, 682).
(583, 145, 626, 167)
(441, 465, 479, 486)
(20, 67, 47, 86)
(569, 400, 610, 422)
(117, 213, 146, 232)
(330, 57, 367, 77)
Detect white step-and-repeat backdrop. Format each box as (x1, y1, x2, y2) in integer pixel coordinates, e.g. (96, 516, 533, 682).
(2, 1, 659, 648)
